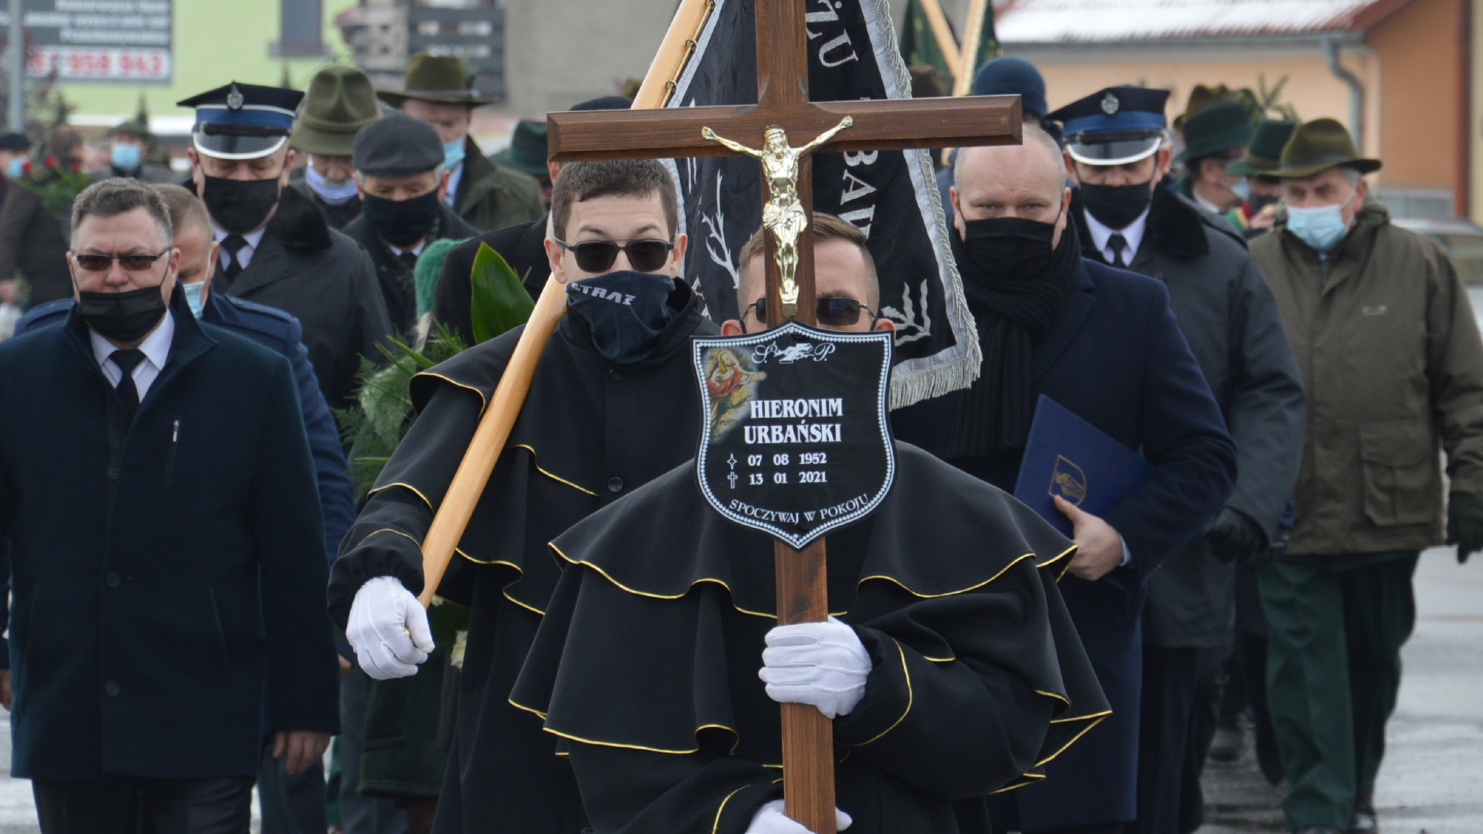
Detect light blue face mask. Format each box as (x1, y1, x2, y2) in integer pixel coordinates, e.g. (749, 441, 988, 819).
(1286, 195, 1354, 253)
(443, 139, 466, 170)
(110, 143, 142, 172)
(1230, 177, 1251, 202)
(177, 281, 206, 319)
(304, 161, 360, 206)
(5, 156, 25, 178)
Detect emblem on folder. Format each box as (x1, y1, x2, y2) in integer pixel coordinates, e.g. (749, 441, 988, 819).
(1049, 455, 1087, 505)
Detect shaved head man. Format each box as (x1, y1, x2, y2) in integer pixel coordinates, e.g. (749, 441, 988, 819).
(950, 124, 1071, 247)
(894, 122, 1237, 834)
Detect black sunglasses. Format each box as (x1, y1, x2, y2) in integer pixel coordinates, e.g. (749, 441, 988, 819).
(73, 250, 170, 273)
(745, 296, 878, 328)
(556, 238, 674, 273)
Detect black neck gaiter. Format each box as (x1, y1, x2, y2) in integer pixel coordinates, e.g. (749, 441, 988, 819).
(566, 271, 681, 364)
(947, 218, 1082, 460)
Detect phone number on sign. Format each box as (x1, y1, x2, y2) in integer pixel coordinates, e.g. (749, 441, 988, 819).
(28, 48, 170, 81)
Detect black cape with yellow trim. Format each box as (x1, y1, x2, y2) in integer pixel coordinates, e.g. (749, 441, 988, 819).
(509, 442, 1109, 834)
(327, 279, 717, 834)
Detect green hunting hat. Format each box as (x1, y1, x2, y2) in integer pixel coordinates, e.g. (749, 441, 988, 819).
(291, 66, 381, 156)
(1228, 118, 1298, 176)
(1271, 117, 1381, 178)
(106, 119, 151, 141)
(1175, 100, 1256, 164)
(490, 119, 547, 175)
(377, 54, 496, 108)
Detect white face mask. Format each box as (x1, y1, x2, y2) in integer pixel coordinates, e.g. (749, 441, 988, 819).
(304, 160, 359, 206)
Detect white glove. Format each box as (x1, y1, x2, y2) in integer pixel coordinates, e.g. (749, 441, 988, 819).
(745, 800, 852, 833)
(758, 616, 871, 719)
(347, 576, 434, 680)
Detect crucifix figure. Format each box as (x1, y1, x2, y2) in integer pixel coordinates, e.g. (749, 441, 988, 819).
(702, 117, 855, 316)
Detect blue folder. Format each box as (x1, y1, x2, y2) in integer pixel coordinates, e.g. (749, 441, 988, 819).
(1013, 395, 1153, 541)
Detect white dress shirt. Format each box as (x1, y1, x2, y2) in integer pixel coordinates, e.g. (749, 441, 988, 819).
(1190, 189, 1225, 217)
(1082, 207, 1150, 267)
(90, 310, 175, 400)
(213, 226, 269, 271)
(444, 162, 464, 208)
(389, 239, 429, 258)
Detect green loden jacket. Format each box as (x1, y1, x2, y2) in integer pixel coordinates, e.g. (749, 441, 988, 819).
(1251, 200, 1483, 555)
(452, 138, 546, 233)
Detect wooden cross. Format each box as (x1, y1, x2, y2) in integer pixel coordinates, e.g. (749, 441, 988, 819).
(547, 3, 1020, 831)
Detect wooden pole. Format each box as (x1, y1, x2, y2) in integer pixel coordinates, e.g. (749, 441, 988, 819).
(414, 0, 709, 607)
(916, 0, 962, 83)
(953, 0, 990, 97)
(766, 155, 835, 834)
(416, 277, 567, 608)
(632, 0, 715, 109)
(775, 539, 835, 834)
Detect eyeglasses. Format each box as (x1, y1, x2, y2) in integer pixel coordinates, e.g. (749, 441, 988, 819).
(73, 250, 170, 272)
(745, 296, 878, 328)
(556, 238, 674, 273)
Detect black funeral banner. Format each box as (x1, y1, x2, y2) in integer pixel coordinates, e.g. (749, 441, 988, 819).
(693, 323, 895, 549)
(666, 0, 981, 409)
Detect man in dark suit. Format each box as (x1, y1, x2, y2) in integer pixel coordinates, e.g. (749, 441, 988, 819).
(894, 124, 1238, 834)
(1051, 87, 1307, 834)
(180, 81, 393, 411)
(0, 179, 340, 833)
(342, 114, 479, 336)
(431, 96, 631, 345)
(10, 183, 360, 834)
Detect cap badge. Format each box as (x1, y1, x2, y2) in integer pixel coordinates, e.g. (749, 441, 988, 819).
(226, 84, 244, 111)
(1100, 92, 1119, 115)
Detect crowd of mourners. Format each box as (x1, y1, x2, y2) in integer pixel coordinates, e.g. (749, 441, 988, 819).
(0, 49, 1478, 834)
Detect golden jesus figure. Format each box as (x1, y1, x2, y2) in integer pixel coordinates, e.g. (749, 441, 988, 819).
(701, 116, 854, 314)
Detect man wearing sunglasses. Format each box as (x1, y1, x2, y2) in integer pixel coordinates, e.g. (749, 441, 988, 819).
(0, 178, 340, 834)
(722, 212, 896, 337)
(328, 158, 719, 834)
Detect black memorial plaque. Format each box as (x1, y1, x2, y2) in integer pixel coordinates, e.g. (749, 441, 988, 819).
(692, 322, 895, 549)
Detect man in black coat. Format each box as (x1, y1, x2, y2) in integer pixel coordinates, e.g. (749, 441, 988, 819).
(343, 114, 479, 336)
(0, 179, 340, 834)
(1051, 86, 1307, 834)
(431, 96, 631, 345)
(329, 159, 713, 834)
(894, 124, 1238, 834)
(180, 81, 393, 411)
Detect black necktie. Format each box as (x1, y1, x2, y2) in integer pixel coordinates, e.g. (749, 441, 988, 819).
(397, 251, 419, 272)
(1107, 233, 1129, 269)
(220, 234, 249, 286)
(111, 348, 145, 422)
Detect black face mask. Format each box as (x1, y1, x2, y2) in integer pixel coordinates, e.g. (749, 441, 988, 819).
(362, 191, 441, 248)
(955, 216, 1060, 283)
(566, 270, 679, 364)
(76, 284, 168, 344)
(201, 175, 282, 234)
(1248, 194, 1280, 214)
(1080, 181, 1154, 230)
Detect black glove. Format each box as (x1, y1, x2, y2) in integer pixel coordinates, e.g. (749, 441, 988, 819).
(1206, 508, 1267, 566)
(1446, 492, 1483, 564)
